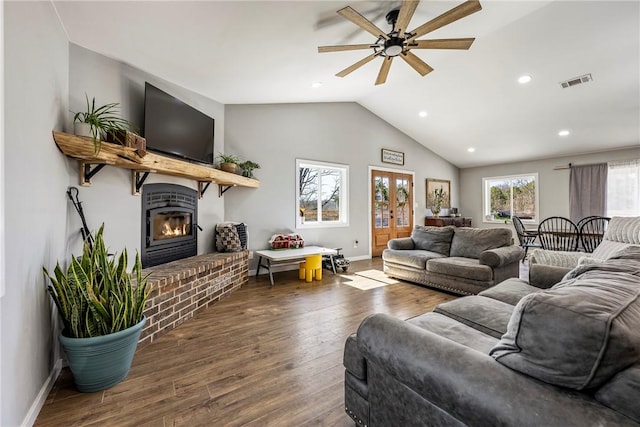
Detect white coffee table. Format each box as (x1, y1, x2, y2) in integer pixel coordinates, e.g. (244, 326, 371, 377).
(255, 246, 338, 286)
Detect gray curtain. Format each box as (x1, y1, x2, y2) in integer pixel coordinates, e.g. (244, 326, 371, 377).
(569, 163, 607, 223)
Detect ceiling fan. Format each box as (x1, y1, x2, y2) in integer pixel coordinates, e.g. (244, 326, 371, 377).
(318, 0, 482, 85)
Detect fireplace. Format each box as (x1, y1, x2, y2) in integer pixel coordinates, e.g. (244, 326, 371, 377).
(141, 183, 198, 268)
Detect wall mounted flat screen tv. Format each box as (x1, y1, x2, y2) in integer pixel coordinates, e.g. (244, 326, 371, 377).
(144, 82, 215, 166)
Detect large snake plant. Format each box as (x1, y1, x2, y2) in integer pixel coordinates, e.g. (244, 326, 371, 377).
(44, 224, 151, 339)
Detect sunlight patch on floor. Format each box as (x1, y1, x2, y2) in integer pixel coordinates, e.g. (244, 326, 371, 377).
(340, 269, 398, 290)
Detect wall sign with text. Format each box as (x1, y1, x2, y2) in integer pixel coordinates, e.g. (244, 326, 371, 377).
(381, 149, 405, 165)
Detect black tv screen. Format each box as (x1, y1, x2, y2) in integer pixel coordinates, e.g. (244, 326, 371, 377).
(143, 82, 215, 166)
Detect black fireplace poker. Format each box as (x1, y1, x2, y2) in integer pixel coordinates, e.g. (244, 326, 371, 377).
(67, 186, 94, 250)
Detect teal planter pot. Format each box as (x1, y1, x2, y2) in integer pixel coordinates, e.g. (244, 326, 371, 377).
(59, 316, 146, 393)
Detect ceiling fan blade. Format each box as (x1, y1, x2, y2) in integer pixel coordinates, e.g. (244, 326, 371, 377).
(336, 53, 380, 77)
(318, 44, 375, 53)
(337, 6, 390, 40)
(407, 0, 482, 41)
(394, 1, 420, 35)
(375, 56, 394, 85)
(400, 51, 434, 76)
(410, 38, 475, 50)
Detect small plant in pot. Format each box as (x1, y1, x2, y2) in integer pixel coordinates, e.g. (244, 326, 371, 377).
(432, 187, 446, 217)
(72, 94, 136, 154)
(216, 153, 241, 174)
(43, 224, 151, 393)
(238, 160, 260, 178)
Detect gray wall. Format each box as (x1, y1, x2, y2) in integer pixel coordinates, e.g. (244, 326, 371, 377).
(225, 102, 459, 266)
(2, 2, 71, 425)
(67, 44, 226, 258)
(460, 147, 640, 236)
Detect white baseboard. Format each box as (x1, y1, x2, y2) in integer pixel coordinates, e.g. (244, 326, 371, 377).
(348, 255, 372, 262)
(22, 358, 63, 427)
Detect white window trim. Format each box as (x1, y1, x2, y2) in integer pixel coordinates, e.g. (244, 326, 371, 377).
(295, 158, 349, 229)
(482, 173, 539, 224)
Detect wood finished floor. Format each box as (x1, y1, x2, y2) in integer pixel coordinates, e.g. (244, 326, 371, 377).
(35, 258, 458, 426)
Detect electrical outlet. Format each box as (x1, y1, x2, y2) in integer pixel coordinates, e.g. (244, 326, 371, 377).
(248, 251, 254, 260)
(354, 240, 359, 248)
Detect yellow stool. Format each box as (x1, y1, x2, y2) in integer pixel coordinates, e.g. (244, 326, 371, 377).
(298, 254, 323, 282)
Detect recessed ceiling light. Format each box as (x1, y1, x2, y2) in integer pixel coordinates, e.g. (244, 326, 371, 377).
(558, 130, 570, 136)
(311, 82, 323, 89)
(418, 111, 428, 118)
(467, 147, 475, 153)
(518, 74, 532, 84)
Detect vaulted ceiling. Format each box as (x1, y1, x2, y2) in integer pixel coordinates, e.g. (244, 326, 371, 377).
(53, 1, 640, 168)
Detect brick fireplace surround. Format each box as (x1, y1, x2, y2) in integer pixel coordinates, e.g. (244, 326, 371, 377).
(139, 251, 248, 346)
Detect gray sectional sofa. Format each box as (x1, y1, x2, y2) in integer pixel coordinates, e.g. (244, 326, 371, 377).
(382, 225, 524, 295)
(344, 246, 640, 426)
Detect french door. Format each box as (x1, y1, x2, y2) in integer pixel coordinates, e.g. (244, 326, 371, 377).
(371, 170, 414, 256)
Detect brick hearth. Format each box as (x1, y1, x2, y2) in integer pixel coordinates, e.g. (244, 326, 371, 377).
(139, 251, 248, 345)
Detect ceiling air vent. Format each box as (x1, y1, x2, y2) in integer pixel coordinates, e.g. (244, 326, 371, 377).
(560, 73, 593, 89)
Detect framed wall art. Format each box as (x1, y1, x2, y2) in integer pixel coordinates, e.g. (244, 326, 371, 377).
(381, 149, 404, 166)
(426, 178, 451, 209)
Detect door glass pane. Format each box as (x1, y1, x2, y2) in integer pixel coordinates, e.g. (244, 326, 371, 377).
(320, 169, 341, 221)
(374, 176, 390, 229)
(396, 177, 410, 227)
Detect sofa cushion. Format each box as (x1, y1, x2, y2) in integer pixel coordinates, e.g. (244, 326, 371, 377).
(382, 249, 446, 269)
(411, 225, 455, 255)
(427, 257, 493, 282)
(603, 216, 640, 244)
(592, 239, 633, 261)
(529, 248, 584, 268)
(490, 272, 640, 390)
(407, 312, 499, 354)
(449, 228, 512, 259)
(433, 296, 514, 339)
(594, 363, 640, 423)
(478, 278, 541, 306)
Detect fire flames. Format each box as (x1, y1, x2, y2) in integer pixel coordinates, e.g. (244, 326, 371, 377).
(162, 222, 188, 237)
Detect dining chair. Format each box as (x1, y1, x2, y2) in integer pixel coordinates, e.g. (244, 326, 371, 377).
(579, 216, 611, 253)
(512, 216, 541, 261)
(537, 216, 580, 251)
(576, 215, 600, 231)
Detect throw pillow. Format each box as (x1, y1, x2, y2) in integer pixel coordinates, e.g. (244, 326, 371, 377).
(410, 225, 454, 255)
(449, 228, 511, 259)
(215, 223, 242, 252)
(490, 273, 640, 390)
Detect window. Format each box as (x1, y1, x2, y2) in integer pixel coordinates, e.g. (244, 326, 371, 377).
(607, 160, 640, 216)
(483, 173, 538, 223)
(296, 159, 349, 228)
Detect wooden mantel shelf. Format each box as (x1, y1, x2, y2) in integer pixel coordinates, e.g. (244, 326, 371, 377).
(53, 131, 259, 197)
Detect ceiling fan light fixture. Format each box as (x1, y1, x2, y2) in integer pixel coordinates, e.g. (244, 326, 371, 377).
(311, 82, 323, 88)
(383, 37, 405, 57)
(558, 130, 570, 137)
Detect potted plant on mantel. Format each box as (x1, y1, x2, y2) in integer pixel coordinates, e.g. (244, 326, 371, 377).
(216, 153, 241, 174)
(43, 224, 151, 393)
(72, 94, 137, 154)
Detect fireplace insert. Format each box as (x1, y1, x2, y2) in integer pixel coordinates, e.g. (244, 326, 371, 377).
(141, 184, 198, 267)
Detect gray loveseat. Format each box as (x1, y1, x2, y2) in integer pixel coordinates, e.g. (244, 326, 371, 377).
(383, 225, 524, 295)
(344, 246, 640, 426)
